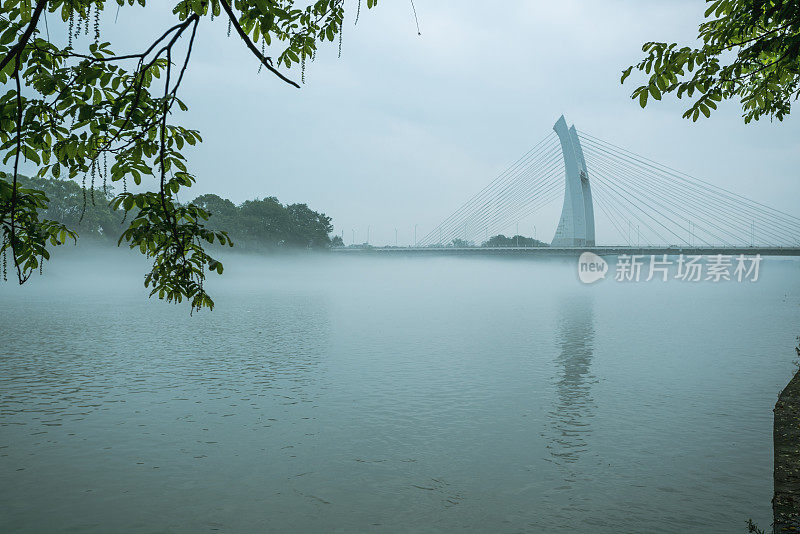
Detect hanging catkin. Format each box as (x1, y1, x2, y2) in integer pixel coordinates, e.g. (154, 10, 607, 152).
(103, 152, 108, 195)
(90, 158, 96, 205)
(94, 2, 100, 43)
(81, 172, 87, 221)
(2, 235, 7, 282)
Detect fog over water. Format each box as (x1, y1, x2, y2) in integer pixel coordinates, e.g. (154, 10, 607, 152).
(2, 249, 800, 532)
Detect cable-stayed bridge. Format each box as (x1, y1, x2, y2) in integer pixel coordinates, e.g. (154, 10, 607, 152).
(339, 116, 800, 257)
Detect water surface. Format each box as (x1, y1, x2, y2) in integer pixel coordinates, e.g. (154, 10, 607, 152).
(1, 251, 798, 533)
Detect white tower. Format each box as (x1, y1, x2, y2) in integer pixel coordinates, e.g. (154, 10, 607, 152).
(551, 116, 596, 247)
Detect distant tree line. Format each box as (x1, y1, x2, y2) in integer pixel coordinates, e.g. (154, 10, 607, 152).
(422, 235, 548, 248)
(192, 194, 332, 249)
(442, 235, 548, 248)
(481, 234, 547, 247)
(11, 174, 122, 242)
(11, 176, 334, 250)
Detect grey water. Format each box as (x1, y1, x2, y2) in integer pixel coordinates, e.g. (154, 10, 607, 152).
(1, 250, 799, 533)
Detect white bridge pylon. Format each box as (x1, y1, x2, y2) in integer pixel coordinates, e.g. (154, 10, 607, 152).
(551, 116, 595, 247)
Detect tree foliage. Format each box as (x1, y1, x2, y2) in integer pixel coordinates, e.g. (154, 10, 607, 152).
(622, 0, 800, 123)
(450, 238, 471, 248)
(0, 0, 374, 311)
(8, 172, 122, 240)
(1, 177, 335, 255)
(193, 193, 333, 249)
(481, 234, 547, 248)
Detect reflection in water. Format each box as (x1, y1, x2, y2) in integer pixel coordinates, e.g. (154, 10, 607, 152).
(546, 296, 596, 465)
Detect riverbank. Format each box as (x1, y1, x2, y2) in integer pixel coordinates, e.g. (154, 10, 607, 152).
(774, 367, 800, 532)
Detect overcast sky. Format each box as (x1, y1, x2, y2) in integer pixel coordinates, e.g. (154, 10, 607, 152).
(105, 1, 800, 246)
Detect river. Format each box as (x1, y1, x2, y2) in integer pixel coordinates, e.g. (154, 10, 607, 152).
(1, 250, 798, 533)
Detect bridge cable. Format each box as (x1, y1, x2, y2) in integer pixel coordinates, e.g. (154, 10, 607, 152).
(592, 186, 633, 244)
(587, 154, 743, 246)
(447, 143, 563, 244)
(581, 136, 800, 245)
(585, 150, 794, 246)
(423, 141, 562, 245)
(589, 171, 674, 245)
(463, 151, 565, 243)
(420, 139, 559, 245)
(579, 132, 800, 238)
(418, 134, 558, 245)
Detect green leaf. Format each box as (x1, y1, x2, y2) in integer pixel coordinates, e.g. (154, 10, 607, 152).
(620, 66, 633, 84)
(649, 84, 662, 100)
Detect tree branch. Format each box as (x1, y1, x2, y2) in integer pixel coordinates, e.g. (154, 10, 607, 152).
(11, 53, 26, 284)
(0, 0, 48, 74)
(97, 15, 199, 157)
(218, 0, 301, 88)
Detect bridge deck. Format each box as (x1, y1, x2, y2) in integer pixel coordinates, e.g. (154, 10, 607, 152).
(332, 246, 800, 257)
